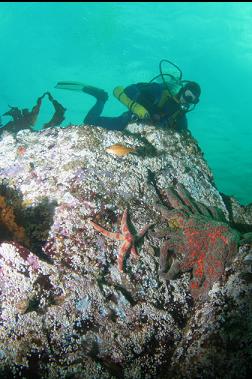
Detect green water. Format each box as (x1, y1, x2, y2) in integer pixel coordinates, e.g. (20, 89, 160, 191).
(1, 2, 251, 205)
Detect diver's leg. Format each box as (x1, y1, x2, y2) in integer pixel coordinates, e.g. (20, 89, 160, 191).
(81, 85, 131, 130)
(85, 106, 131, 131)
(83, 85, 109, 124)
(93, 114, 130, 131)
(84, 99, 106, 124)
(82, 86, 108, 102)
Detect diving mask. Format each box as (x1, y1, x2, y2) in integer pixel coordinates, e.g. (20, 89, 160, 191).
(181, 89, 199, 105)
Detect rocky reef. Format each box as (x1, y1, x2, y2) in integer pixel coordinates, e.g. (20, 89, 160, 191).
(0, 123, 251, 378)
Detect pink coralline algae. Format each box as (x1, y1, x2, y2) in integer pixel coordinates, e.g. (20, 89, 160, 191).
(0, 241, 41, 277)
(0, 240, 64, 319)
(154, 183, 240, 300)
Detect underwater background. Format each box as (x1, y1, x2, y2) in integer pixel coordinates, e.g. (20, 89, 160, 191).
(0, 2, 251, 205)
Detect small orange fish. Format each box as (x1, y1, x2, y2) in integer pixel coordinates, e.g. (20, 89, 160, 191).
(105, 143, 136, 157)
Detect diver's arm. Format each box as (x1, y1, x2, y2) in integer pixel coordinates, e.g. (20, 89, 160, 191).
(113, 86, 150, 120)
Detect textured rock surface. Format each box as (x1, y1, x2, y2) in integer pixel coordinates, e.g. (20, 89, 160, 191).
(0, 123, 251, 378)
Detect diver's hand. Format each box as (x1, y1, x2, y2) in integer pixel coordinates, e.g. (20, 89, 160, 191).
(131, 102, 150, 120)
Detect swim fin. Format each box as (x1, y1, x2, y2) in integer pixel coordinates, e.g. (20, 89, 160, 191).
(55, 81, 108, 101)
(55, 81, 87, 91)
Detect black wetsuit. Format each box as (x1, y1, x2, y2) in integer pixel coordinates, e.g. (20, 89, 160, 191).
(84, 82, 187, 131)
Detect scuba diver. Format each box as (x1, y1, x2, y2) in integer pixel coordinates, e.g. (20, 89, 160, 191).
(55, 59, 201, 132)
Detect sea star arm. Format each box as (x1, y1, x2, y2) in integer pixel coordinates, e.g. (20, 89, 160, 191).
(165, 187, 185, 209)
(137, 223, 154, 239)
(175, 183, 201, 214)
(159, 239, 180, 280)
(176, 183, 226, 221)
(120, 209, 131, 236)
(118, 240, 131, 272)
(89, 220, 124, 241)
(130, 245, 139, 258)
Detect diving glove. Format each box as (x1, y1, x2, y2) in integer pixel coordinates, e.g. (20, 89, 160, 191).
(113, 86, 150, 120)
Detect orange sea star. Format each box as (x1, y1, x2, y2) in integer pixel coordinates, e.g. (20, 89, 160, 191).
(90, 209, 152, 272)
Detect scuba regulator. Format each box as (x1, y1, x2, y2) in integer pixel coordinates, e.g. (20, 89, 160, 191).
(150, 59, 200, 112)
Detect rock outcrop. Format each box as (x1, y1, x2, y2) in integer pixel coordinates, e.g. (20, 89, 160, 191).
(0, 123, 251, 378)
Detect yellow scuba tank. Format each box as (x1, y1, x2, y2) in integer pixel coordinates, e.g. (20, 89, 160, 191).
(113, 86, 150, 120)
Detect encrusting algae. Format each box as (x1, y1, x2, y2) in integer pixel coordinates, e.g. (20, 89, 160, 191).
(0, 195, 28, 245)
